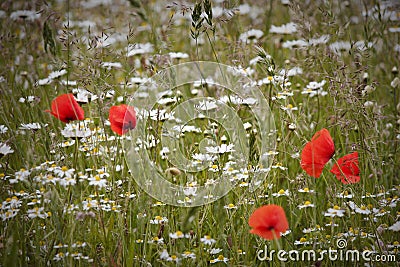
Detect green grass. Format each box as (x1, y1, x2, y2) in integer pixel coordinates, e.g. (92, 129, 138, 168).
(0, 0, 399, 266)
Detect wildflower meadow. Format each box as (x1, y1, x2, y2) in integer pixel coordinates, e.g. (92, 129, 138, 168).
(0, 0, 399, 266)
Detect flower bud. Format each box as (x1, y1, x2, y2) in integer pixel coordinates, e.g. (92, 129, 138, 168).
(165, 167, 181, 176)
(391, 77, 399, 88)
(362, 85, 375, 96)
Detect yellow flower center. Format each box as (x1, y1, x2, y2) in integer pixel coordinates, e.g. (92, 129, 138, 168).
(299, 237, 307, 243)
(218, 255, 225, 260)
(61, 166, 68, 172)
(278, 189, 285, 194)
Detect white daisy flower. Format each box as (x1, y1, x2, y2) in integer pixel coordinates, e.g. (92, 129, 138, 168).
(169, 52, 189, 59)
(324, 205, 346, 217)
(101, 62, 122, 69)
(88, 175, 108, 188)
(388, 221, 400, 231)
(27, 207, 48, 219)
(270, 22, 297, 34)
(10, 10, 40, 21)
(0, 143, 14, 156)
(0, 125, 8, 134)
(298, 201, 315, 209)
(200, 235, 216, 245)
(127, 43, 154, 57)
(239, 29, 264, 43)
(19, 123, 43, 130)
(205, 143, 234, 154)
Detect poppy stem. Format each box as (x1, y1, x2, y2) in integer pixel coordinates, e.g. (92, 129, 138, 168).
(332, 157, 350, 184)
(73, 136, 79, 169)
(272, 230, 285, 266)
(316, 92, 320, 124)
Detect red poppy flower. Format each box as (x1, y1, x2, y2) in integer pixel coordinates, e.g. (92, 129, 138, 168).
(248, 204, 289, 240)
(301, 128, 335, 178)
(330, 152, 359, 184)
(46, 93, 84, 123)
(109, 104, 137, 135)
